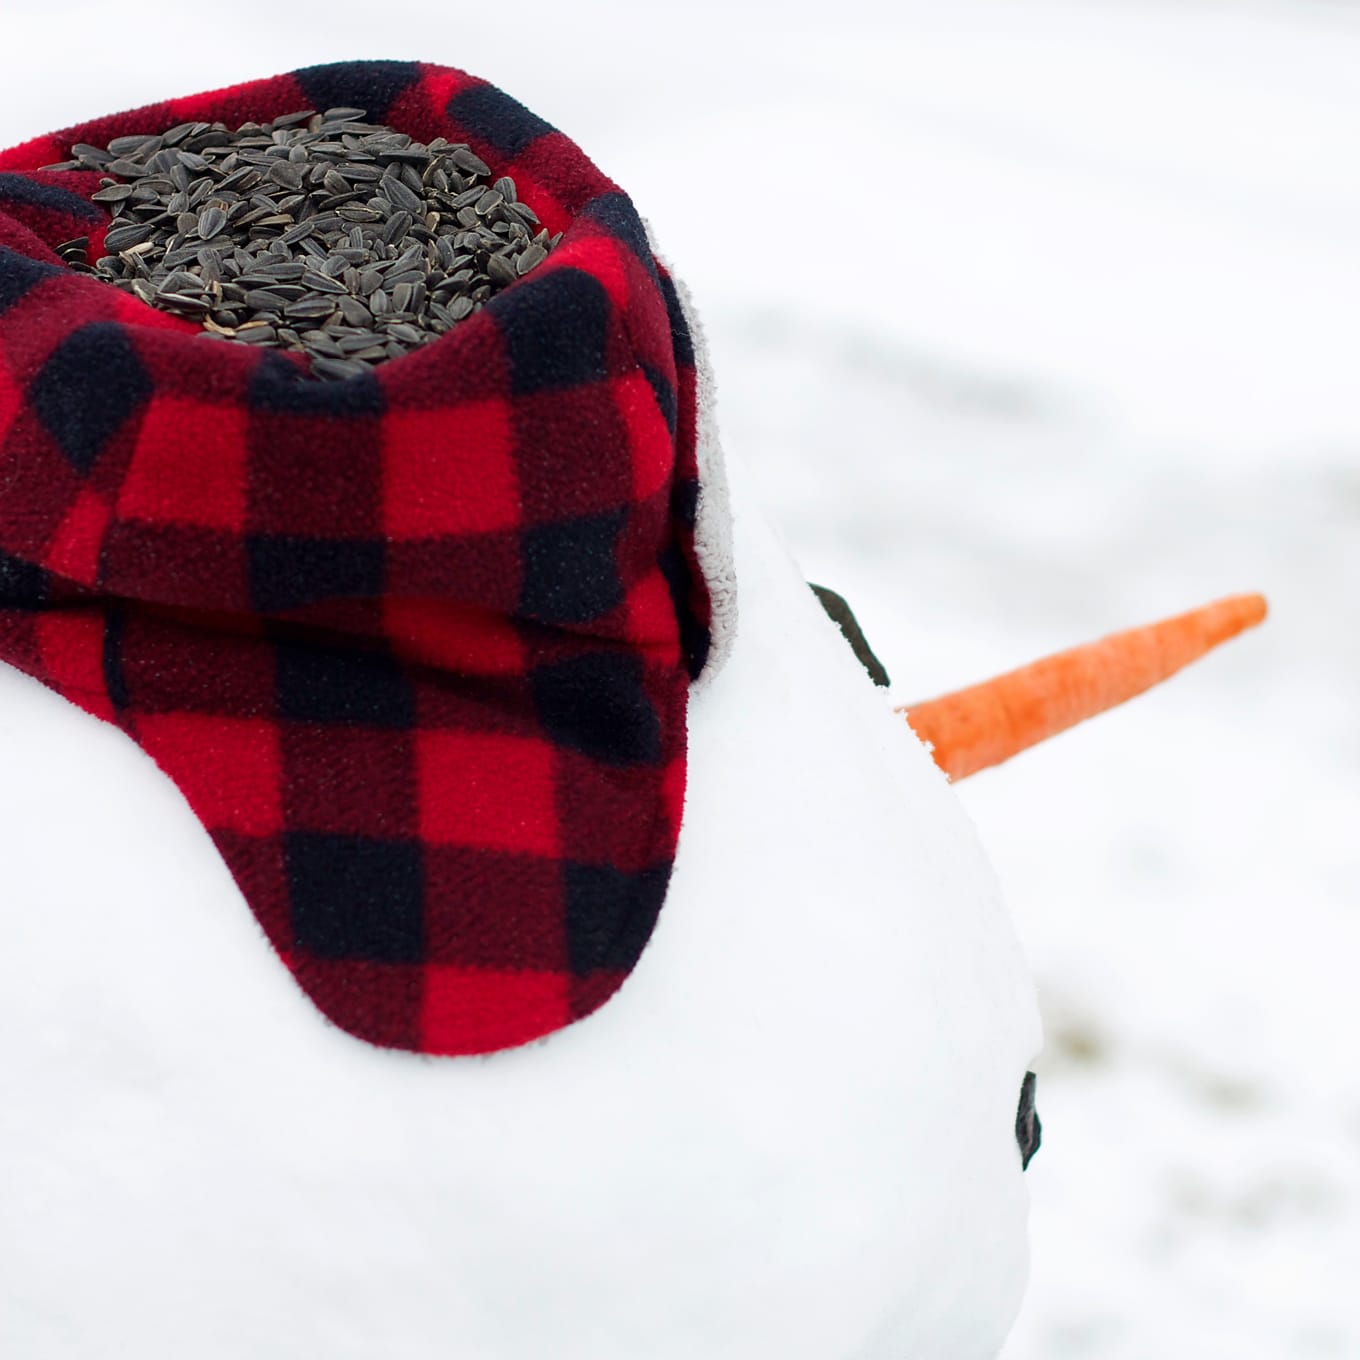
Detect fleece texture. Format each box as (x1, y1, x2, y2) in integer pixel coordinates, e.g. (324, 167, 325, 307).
(0, 60, 715, 1056)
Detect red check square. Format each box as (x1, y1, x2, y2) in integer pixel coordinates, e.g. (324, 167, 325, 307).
(136, 714, 284, 837)
(613, 369, 674, 502)
(45, 488, 110, 585)
(384, 597, 526, 675)
(417, 731, 558, 856)
(421, 966, 569, 1056)
(119, 397, 248, 530)
(383, 400, 518, 538)
(35, 610, 114, 721)
(0, 353, 19, 432)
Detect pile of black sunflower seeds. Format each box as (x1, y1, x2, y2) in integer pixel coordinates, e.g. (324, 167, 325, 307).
(45, 107, 560, 380)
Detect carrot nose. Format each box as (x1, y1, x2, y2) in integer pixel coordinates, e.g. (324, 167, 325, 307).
(899, 594, 1267, 781)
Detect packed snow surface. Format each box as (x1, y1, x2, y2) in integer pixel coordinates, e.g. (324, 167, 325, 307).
(3, 1, 1358, 1354)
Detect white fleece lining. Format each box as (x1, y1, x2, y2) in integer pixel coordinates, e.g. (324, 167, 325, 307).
(644, 222, 737, 691)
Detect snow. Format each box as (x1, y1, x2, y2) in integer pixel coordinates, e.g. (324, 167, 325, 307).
(3, 1, 1358, 1354)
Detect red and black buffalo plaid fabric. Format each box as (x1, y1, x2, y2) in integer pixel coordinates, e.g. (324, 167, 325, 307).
(0, 61, 711, 1056)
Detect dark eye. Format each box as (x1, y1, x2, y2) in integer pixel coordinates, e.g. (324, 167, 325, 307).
(809, 583, 891, 688)
(1016, 1071, 1042, 1170)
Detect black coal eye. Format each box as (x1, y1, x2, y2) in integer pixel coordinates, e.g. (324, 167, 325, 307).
(1016, 1071, 1042, 1170)
(809, 583, 890, 688)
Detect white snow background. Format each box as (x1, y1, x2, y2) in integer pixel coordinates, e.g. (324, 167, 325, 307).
(2, 1, 1357, 1354)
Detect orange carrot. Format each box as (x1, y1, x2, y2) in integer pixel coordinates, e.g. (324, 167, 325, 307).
(899, 593, 1267, 781)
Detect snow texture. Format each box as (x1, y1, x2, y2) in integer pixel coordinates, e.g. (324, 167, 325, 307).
(2, 1, 1358, 1355)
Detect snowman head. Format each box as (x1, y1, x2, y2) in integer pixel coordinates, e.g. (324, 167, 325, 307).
(0, 61, 1262, 1360)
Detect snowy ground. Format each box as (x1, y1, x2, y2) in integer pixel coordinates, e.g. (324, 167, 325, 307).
(3, 1, 1358, 1354)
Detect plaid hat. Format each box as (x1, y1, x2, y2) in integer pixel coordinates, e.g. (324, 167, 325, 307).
(0, 61, 728, 1056)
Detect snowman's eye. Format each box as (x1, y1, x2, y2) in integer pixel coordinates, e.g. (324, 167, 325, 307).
(810, 584, 890, 688)
(1016, 1071, 1042, 1169)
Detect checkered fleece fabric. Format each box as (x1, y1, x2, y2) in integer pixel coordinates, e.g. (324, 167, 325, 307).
(0, 61, 712, 1055)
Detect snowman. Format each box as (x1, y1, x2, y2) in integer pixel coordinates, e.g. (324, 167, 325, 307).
(0, 62, 1262, 1359)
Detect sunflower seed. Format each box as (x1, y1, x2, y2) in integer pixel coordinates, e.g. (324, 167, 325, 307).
(244, 287, 293, 309)
(336, 332, 381, 354)
(301, 270, 349, 294)
(382, 210, 412, 245)
(160, 270, 205, 293)
(255, 261, 307, 281)
(285, 296, 339, 320)
(196, 207, 227, 239)
(103, 222, 157, 251)
(107, 134, 162, 157)
(267, 161, 305, 190)
(299, 328, 344, 355)
(158, 292, 212, 316)
(450, 146, 491, 176)
(338, 296, 373, 326)
(162, 122, 201, 147)
(381, 176, 422, 215)
(515, 244, 548, 275)
(311, 355, 369, 380)
(486, 254, 518, 286)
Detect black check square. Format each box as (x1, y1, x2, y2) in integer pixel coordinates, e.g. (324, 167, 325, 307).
(564, 862, 669, 975)
(287, 831, 424, 963)
(248, 535, 385, 613)
(520, 510, 624, 626)
(0, 248, 58, 315)
(499, 268, 610, 395)
(274, 639, 416, 728)
(29, 322, 151, 473)
(446, 83, 554, 159)
(531, 651, 661, 766)
(295, 60, 423, 124)
(0, 549, 49, 608)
